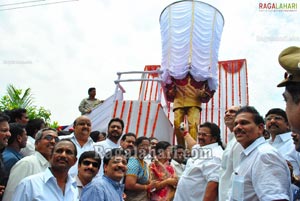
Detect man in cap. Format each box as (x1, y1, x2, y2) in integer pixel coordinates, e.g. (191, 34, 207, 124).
(277, 46, 300, 133)
(277, 46, 300, 193)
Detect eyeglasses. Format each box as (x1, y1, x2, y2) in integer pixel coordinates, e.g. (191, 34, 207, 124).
(265, 116, 284, 121)
(43, 135, 59, 143)
(198, 132, 212, 137)
(82, 160, 99, 168)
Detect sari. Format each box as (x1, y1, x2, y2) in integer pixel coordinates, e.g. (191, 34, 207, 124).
(149, 160, 177, 201)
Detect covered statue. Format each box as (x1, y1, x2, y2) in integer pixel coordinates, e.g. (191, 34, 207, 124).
(160, 0, 224, 146)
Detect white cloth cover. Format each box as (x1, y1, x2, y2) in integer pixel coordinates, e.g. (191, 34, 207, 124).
(160, 0, 224, 91)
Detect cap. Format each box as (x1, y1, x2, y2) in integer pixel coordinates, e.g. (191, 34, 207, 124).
(277, 46, 300, 87)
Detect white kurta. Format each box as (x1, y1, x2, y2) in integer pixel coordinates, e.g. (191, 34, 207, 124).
(174, 143, 223, 201)
(230, 137, 291, 201)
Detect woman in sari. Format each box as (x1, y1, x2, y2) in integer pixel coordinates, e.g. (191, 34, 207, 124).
(125, 136, 156, 201)
(149, 141, 178, 201)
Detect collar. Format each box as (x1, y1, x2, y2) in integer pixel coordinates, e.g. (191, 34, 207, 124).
(35, 151, 50, 167)
(44, 168, 77, 188)
(242, 137, 266, 156)
(4, 147, 23, 157)
(171, 159, 183, 166)
(105, 138, 120, 147)
(103, 175, 124, 189)
(201, 142, 219, 149)
(273, 131, 292, 142)
(76, 175, 83, 188)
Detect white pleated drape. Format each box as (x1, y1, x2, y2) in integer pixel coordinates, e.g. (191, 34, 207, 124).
(160, 0, 224, 91)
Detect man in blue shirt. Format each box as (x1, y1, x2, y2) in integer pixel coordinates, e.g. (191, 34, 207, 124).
(3, 123, 27, 174)
(81, 148, 128, 201)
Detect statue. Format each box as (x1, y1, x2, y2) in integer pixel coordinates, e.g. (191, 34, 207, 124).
(159, 1, 224, 146)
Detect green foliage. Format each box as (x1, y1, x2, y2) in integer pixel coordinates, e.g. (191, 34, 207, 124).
(0, 84, 58, 129)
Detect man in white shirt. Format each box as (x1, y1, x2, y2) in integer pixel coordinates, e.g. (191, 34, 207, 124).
(265, 108, 300, 176)
(174, 122, 224, 201)
(13, 139, 78, 201)
(60, 115, 94, 176)
(230, 106, 291, 201)
(3, 128, 58, 201)
(94, 117, 124, 176)
(219, 105, 243, 201)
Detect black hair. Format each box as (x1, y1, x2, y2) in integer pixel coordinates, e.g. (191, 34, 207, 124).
(155, 141, 171, 155)
(25, 118, 45, 138)
(8, 123, 26, 145)
(88, 87, 96, 94)
(108, 117, 124, 130)
(53, 139, 78, 157)
(78, 151, 101, 168)
(172, 144, 185, 154)
(10, 108, 27, 122)
(103, 148, 127, 165)
(236, 106, 264, 125)
(265, 108, 288, 122)
(200, 122, 224, 150)
(135, 136, 150, 146)
(121, 132, 136, 141)
(0, 112, 10, 123)
(90, 131, 100, 142)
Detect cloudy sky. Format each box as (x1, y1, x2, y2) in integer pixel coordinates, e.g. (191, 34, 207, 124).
(0, 0, 299, 125)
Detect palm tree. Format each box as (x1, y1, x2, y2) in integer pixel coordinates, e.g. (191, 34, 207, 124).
(4, 84, 34, 109)
(0, 84, 53, 127)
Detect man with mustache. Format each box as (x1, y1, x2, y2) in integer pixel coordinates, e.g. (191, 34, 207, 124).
(60, 115, 94, 176)
(174, 122, 224, 201)
(120, 133, 136, 157)
(76, 151, 101, 197)
(229, 106, 291, 201)
(13, 139, 78, 201)
(0, 113, 11, 200)
(81, 148, 128, 201)
(3, 128, 58, 201)
(265, 108, 299, 175)
(94, 118, 124, 176)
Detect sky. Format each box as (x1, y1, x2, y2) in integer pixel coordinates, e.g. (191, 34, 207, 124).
(0, 0, 299, 126)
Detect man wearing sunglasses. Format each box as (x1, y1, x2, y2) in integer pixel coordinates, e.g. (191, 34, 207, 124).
(3, 128, 59, 201)
(76, 151, 101, 197)
(81, 148, 128, 201)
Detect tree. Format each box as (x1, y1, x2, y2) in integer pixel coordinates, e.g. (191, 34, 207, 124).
(0, 84, 57, 128)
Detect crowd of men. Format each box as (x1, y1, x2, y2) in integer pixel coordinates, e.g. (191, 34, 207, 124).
(0, 46, 300, 200)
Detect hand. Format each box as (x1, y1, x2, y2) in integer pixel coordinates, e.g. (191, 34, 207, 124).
(167, 178, 178, 187)
(287, 160, 294, 182)
(180, 122, 189, 137)
(148, 180, 158, 191)
(0, 185, 5, 196)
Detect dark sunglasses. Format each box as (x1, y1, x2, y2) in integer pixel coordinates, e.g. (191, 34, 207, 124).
(43, 135, 59, 143)
(82, 160, 99, 168)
